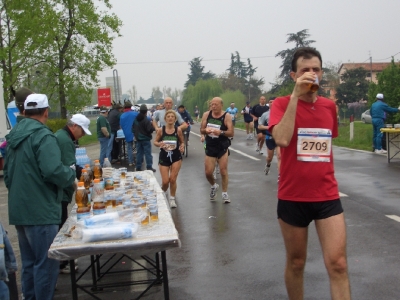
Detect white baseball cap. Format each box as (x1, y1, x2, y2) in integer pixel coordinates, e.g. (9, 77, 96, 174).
(376, 93, 384, 99)
(24, 94, 50, 110)
(70, 113, 92, 135)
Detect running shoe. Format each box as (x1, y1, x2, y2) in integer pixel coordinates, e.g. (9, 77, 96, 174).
(264, 164, 270, 175)
(259, 148, 264, 155)
(210, 184, 219, 200)
(216, 165, 220, 174)
(213, 168, 217, 179)
(256, 145, 260, 152)
(222, 193, 230, 203)
(250, 135, 254, 140)
(169, 197, 177, 208)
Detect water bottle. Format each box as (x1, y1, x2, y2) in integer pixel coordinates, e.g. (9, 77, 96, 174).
(92, 179, 106, 215)
(76, 182, 90, 220)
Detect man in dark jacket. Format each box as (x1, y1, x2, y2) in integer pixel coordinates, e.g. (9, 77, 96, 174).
(55, 113, 91, 273)
(108, 103, 123, 163)
(133, 104, 155, 172)
(4, 94, 75, 300)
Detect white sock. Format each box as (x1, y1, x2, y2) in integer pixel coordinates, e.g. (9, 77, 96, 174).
(212, 183, 218, 188)
(222, 192, 228, 196)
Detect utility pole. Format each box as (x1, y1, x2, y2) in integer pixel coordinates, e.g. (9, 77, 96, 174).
(113, 69, 121, 104)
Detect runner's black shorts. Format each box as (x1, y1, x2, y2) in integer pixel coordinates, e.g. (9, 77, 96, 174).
(265, 138, 277, 150)
(254, 121, 267, 135)
(277, 199, 343, 227)
(205, 143, 230, 159)
(158, 150, 182, 167)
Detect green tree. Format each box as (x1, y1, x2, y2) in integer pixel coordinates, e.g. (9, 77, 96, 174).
(33, 0, 122, 118)
(321, 61, 341, 99)
(165, 87, 182, 104)
(127, 85, 137, 104)
(227, 52, 248, 78)
(182, 79, 222, 114)
(273, 29, 315, 90)
(368, 59, 400, 124)
(336, 67, 369, 104)
(184, 57, 215, 88)
(219, 90, 246, 116)
(151, 86, 163, 103)
(0, 0, 44, 102)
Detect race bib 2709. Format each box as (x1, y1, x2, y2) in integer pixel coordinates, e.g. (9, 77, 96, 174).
(297, 128, 332, 162)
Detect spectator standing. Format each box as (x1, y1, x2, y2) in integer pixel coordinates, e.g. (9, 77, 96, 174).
(120, 101, 139, 166)
(4, 94, 75, 300)
(96, 106, 111, 166)
(370, 93, 400, 154)
(108, 103, 123, 163)
(133, 104, 156, 172)
(55, 113, 91, 273)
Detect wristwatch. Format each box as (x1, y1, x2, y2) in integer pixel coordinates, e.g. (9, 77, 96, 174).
(220, 131, 225, 136)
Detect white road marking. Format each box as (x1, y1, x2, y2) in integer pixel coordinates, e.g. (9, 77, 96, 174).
(386, 215, 400, 223)
(190, 132, 261, 161)
(229, 147, 261, 161)
(339, 192, 348, 197)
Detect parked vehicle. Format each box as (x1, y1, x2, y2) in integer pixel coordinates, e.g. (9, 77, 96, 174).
(361, 109, 372, 124)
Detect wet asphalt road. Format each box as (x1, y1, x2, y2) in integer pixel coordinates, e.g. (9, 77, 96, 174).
(1, 122, 400, 299)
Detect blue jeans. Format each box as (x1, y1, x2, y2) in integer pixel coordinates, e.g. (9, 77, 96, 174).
(136, 140, 153, 170)
(372, 118, 384, 150)
(98, 137, 109, 166)
(16, 225, 59, 300)
(106, 133, 114, 162)
(127, 141, 134, 164)
(0, 281, 9, 300)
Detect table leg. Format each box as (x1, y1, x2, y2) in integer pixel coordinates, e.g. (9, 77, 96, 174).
(387, 132, 390, 163)
(70, 259, 78, 300)
(90, 255, 99, 291)
(161, 251, 169, 300)
(96, 254, 101, 278)
(156, 252, 161, 283)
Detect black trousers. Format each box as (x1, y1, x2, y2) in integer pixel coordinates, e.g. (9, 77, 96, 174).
(112, 132, 121, 160)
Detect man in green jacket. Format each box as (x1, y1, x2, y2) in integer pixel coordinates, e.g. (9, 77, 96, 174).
(55, 113, 91, 273)
(4, 94, 75, 300)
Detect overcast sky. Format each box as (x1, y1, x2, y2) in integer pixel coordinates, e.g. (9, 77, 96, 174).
(98, 0, 400, 100)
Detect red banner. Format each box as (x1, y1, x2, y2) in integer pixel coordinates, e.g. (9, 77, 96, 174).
(97, 88, 111, 107)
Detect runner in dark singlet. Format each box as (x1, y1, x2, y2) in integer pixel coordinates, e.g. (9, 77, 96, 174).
(154, 110, 184, 208)
(200, 97, 234, 203)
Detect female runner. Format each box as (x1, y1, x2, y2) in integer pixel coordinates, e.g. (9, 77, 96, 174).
(154, 110, 184, 208)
